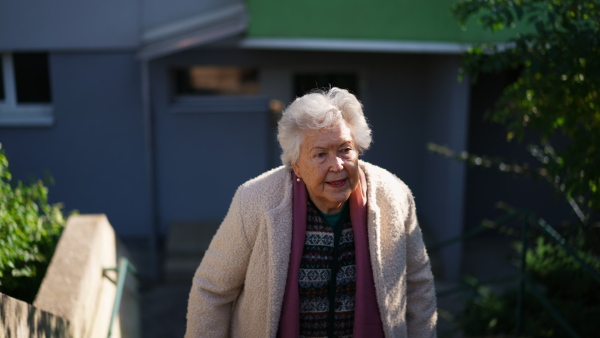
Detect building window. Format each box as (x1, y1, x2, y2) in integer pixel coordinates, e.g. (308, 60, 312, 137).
(14, 53, 52, 103)
(0, 52, 54, 127)
(294, 73, 359, 97)
(169, 66, 265, 113)
(173, 66, 260, 97)
(0, 62, 5, 101)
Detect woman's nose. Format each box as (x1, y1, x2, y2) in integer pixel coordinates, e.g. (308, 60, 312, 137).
(330, 156, 344, 172)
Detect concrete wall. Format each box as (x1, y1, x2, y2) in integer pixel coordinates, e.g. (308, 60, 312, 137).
(0, 292, 71, 338)
(0, 52, 151, 237)
(34, 214, 140, 338)
(0, 215, 138, 338)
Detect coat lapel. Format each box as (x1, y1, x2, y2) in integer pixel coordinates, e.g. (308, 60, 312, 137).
(265, 171, 294, 337)
(362, 162, 391, 336)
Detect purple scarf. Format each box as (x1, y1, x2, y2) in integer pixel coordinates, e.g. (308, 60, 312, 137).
(278, 168, 384, 337)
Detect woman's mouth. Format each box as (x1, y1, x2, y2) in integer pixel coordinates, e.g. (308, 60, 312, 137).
(326, 179, 347, 187)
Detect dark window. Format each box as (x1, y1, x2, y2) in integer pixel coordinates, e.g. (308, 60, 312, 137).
(0, 62, 4, 101)
(172, 66, 260, 96)
(13, 53, 52, 103)
(293, 73, 358, 98)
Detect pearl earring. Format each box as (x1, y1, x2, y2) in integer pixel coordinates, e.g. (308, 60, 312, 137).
(296, 177, 301, 182)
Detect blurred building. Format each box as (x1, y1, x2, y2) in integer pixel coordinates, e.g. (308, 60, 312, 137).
(1, 0, 549, 282)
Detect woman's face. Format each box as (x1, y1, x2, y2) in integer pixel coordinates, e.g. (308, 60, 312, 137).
(292, 121, 359, 214)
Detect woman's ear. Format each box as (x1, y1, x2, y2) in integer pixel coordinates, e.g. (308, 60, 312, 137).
(291, 163, 300, 179)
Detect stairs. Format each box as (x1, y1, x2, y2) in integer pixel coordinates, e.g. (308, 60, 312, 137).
(164, 221, 220, 284)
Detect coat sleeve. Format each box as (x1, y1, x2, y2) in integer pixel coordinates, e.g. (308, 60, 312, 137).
(185, 187, 253, 337)
(405, 193, 438, 337)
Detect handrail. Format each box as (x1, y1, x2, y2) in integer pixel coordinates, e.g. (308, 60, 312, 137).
(524, 275, 581, 338)
(515, 215, 528, 336)
(428, 207, 526, 252)
(435, 273, 520, 298)
(103, 257, 138, 338)
(529, 215, 600, 284)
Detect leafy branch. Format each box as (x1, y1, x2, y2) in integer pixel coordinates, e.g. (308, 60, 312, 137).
(0, 144, 67, 303)
(452, 0, 600, 227)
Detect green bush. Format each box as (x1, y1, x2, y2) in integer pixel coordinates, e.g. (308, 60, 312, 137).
(443, 0, 600, 335)
(525, 234, 600, 303)
(0, 144, 66, 303)
(452, 0, 600, 224)
(456, 231, 600, 337)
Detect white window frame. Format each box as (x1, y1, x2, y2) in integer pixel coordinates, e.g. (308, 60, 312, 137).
(0, 52, 54, 127)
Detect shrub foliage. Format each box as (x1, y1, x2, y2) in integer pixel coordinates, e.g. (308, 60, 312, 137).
(445, 0, 600, 336)
(454, 0, 600, 225)
(456, 231, 600, 337)
(0, 144, 66, 303)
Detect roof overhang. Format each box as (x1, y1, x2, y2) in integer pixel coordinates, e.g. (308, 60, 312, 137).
(138, 3, 247, 60)
(240, 38, 471, 54)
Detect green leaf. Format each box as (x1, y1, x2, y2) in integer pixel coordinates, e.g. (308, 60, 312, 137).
(0, 143, 66, 303)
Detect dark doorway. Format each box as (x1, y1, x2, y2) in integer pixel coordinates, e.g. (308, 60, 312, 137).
(293, 73, 358, 97)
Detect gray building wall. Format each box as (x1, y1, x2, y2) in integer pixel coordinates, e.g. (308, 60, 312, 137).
(0, 0, 478, 282)
(0, 41, 470, 280)
(152, 48, 469, 281)
(420, 56, 469, 282)
(150, 67, 270, 233)
(0, 1, 139, 50)
(359, 54, 468, 281)
(150, 50, 272, 234)
(0, 52, 151, 237)
(0, 0, 243, 50)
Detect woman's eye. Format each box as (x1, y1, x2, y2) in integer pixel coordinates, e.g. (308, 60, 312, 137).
(315, 152, 325, 158)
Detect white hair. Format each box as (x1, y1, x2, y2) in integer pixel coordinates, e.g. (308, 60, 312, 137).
(277, 87, 372, 167)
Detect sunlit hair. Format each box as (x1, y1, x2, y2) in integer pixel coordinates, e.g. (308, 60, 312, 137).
(277, 87, 372, 167)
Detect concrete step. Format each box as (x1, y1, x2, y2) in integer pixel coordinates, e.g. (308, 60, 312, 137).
(166, 222, 219, 252)
(165, 256, 206, 283)
(164, 221, 220, 283)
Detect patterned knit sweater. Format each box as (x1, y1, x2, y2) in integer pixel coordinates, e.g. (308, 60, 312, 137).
(298, 201, 356, 338)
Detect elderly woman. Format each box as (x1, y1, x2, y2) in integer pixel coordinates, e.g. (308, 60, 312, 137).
(186, 88, 437, 337)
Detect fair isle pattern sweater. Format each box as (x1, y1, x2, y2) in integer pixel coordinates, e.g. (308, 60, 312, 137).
(299, 201, 356, 338)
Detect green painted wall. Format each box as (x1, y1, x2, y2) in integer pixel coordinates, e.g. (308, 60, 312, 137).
(247, 0, 523, 43)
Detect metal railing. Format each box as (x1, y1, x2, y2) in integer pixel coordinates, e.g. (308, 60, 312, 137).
(432, 208, 599, 338)
(103, 257, 138, 338)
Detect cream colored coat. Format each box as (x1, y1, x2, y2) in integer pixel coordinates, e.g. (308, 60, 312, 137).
(186, 161, 437, 337)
